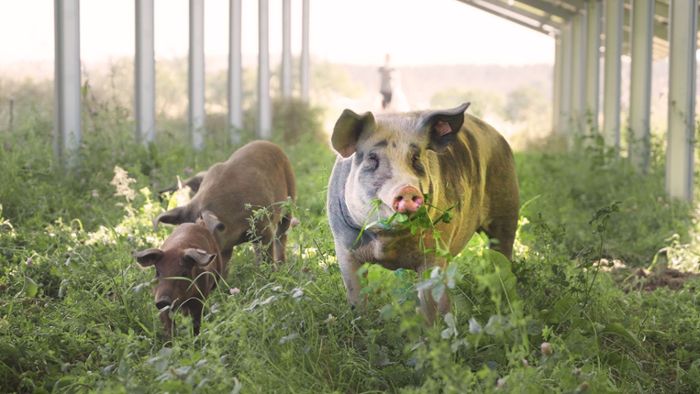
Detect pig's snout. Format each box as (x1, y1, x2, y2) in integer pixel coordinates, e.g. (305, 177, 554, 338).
(392, 186, 424, 214)
(156, 295, 172, 310)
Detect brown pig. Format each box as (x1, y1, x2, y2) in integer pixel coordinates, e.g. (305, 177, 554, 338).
(154, 140, 296, 265)
(134, 218, 226, 337)
(326, 103, 519, 323)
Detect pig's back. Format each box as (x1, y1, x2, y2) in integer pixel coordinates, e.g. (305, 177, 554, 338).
(188, 141, 295, 237)
(461, 114, 513, 164)
(460, 114, 519, 230)
(197, 141, 295, 205)
(433, 114, 517, 253)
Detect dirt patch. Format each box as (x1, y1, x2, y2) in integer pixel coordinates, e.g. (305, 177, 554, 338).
(622, 267, 699, 292)
(595, 258, 699, 292)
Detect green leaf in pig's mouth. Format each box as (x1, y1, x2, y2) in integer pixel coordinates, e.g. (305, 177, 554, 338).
(356, 195, 455, 244)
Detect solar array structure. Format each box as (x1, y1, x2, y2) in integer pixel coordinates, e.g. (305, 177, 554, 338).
(52, 1, 698, 201)
(457, 0, 698, 202)
(54, 0, 310, 164)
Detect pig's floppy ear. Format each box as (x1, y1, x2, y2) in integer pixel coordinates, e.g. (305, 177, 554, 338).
(154, 206, 189, 230)
(182, 171, 207, 194)
(332, 109, 375, 158)
(200, 210, 225, 234)
(200, 210, 227, 249)
(183, 248, 216, 267)
(134, 248, 164, 267)
(422, 102, 470, 152)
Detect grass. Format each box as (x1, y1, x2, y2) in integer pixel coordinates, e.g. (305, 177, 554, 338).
(1, 95, 700, 393)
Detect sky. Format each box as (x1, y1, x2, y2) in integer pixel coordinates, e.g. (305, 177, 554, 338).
(0, 0, 555, 68)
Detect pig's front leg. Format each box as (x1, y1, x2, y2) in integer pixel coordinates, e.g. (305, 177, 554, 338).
(336, 246, 363, 307)
(189, 301, 203, 336)
(253, 225, 276, 265)
(417, 261, 451, 325)
(160, 310, 174, 339)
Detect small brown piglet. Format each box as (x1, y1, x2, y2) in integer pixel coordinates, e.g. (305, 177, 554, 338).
(134, 217, 226, 338)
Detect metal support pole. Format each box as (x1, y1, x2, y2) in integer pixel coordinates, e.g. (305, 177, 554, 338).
(228, 0, 243, 143)
(54, 0, 81, 169)
(571, 11, 587, 134)
(666, 0, 697, 201)
(258, 0, 271, 139)
(552, 34, 563, 133)
(585, 0, 601, 134)
(281, 0, 292, 98)
(560, 23, 573, 133)
(603, 0, 623, 150)
(135, 0, 155, 145)
(189, 0, 205, 150)
(9, 99, 14, 132)
(629, 0, 653, 172)
(300, 0, 310, 101)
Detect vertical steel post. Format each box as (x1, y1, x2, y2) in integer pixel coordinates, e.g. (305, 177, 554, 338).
(552, 33, 563, 133)
(666, 0, 697, 201)
(189, 0, 205, 150)
(560, 23, 573, 133)
(135, 0, 156, 145)
(8, 99, 14, 132)
(282, 0, 292, 98)
(603, 0, 623, 149)
(585, 0, 601, 134)
(258, 0, 271, 139)
(54, 0, 81, 168)
(629, 0, 654, 172)
(228, 0, 243, 143)
(571, 11, 587, 134)
(300, 0, 310, 101)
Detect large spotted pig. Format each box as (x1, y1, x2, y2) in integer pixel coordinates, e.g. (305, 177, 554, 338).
(326, 103, 519, 322)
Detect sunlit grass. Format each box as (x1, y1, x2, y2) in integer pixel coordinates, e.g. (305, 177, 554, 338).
(1, 92, 700, 392)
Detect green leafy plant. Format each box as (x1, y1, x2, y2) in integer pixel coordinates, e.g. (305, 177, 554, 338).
(3, 72, 700, 392)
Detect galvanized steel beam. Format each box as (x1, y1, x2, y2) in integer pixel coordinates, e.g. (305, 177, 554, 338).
(54, 0, 82, 168)
(282, 0, 292, 98)
(603, 0, 623, 149)
(135, 0, 155, 145)
(515, 0, 575, 19)
(560, 23, 574, 133)
(628, 0, 654, 172)
(456, 0, 558, 35)
(189, 0, 205, 150)
(666, 0, 697, 201)
(553, 33, 563, 133)
(228, 0, 243, 143)
(301, 0, 310, 101)
(479, 0, 563, 28)
(585, 0, 601, 134)
(258, 0, 271, 138)
(571, 11, 586, 134)
(623, 7, 669, 42)
(559, 0, 584, 10)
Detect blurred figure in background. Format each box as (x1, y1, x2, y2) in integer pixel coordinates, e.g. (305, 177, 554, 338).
(378, 54, 394, 110)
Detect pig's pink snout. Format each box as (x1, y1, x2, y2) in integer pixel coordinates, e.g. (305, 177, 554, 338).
(392, 186, 424, 214)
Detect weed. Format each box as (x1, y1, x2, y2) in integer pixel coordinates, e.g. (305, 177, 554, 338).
(2, 84, 700, 392)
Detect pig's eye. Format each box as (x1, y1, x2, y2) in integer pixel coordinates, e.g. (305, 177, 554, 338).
(365, 153, 379, 171)
(412, 153, 425, 175)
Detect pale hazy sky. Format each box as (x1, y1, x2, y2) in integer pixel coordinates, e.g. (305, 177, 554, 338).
(0, 0, 554, 67)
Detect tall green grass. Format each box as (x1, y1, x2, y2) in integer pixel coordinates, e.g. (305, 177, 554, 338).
(1, 93, 699, 393)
